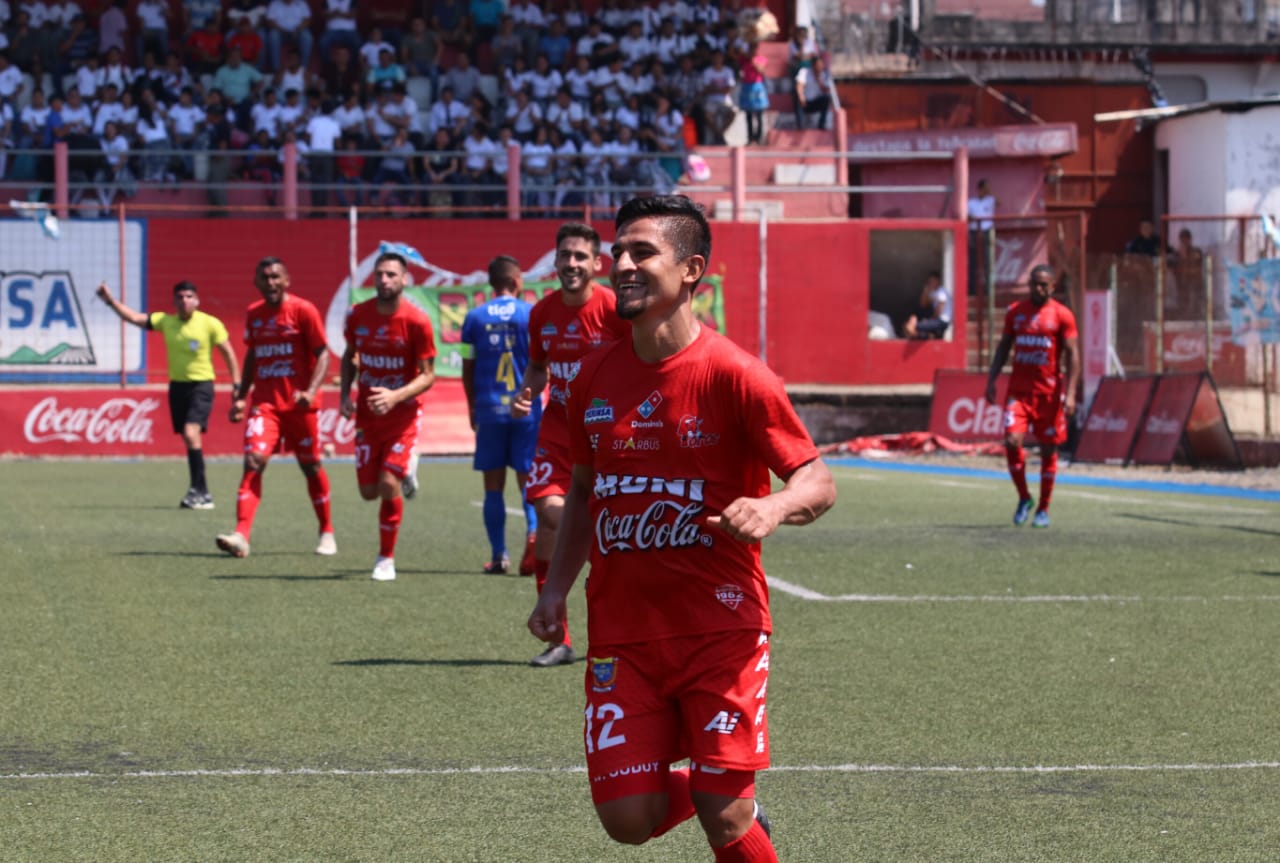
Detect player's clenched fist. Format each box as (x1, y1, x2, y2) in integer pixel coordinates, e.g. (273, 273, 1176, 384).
(706, 497, 784, 543)
(528, 590, 566, 642)
(510, 386, 534, 420)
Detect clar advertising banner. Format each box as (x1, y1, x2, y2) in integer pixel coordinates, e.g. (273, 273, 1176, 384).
(0, 219, 147, 382)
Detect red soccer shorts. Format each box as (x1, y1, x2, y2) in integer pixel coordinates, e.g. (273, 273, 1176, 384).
(244, 404, 322, 462)
(1003, 392, 1068, 445)
(582, 630, 771, 805)
(525, 437, 571, 501)
(354, 409, 421, 487)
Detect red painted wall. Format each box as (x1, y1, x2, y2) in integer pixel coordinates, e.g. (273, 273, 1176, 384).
(137, 217, 964, 387)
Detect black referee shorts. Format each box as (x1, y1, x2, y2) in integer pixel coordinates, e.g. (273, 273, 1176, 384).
(168, 380, 215, 434)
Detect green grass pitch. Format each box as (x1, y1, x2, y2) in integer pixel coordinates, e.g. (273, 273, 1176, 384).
(1, 458, 1278, 862)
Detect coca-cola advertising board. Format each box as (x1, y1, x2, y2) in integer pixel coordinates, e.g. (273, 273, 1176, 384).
(1141, 322, 1247, 387)
(1072, 376, 1155, 465)
(1081, 290, 1113, 406)
(0, 383, 474, 457)
(928, 370, 1012, 442)
(0, 220, 147, 382)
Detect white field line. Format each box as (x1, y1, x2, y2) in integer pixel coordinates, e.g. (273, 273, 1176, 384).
(4, 761, 1279, 782)
(1055, 488, 1268, 514)
(766, 576, 1280, 604)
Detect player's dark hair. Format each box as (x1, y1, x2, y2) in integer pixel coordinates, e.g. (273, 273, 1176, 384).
(615, 195, 711, 273)
(374, 251, 408, 271)
(173, 280, 198, 295)
(256, 256, 284, 278)
(1029, 264, 1055, 284)
(488, 254, 521, 289)
(556, 222, 600, 256)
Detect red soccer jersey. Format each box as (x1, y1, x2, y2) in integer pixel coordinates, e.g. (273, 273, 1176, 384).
(343, 298, 437, 423)
(1002, 297, 1078, 399)
(244, 293, 328, 411)
(528, 285, 628, 447)
(566, 327, 820, 646)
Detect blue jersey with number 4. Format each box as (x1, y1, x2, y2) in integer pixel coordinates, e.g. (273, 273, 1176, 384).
(462, 295, 540, 424)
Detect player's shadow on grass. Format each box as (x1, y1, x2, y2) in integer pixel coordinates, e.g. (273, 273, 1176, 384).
(332, 658, 530, 668)
(1116, 512, 1280, 538)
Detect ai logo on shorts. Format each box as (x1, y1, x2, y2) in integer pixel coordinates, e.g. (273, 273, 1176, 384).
(590, 657, 618, 692)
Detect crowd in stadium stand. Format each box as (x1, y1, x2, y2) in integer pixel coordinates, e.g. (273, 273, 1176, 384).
(0, 0, 825, 213)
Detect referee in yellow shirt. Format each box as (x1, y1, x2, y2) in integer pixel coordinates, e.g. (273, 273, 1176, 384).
(98, 280, 241, 510)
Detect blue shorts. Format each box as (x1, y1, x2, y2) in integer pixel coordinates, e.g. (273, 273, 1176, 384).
(473, 419, 538, 473)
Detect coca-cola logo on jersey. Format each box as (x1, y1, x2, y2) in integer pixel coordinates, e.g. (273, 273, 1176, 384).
(24, 396, 159, 444)
(255, 359, 296, 379)
(316, 408, 356, 445)
(595, 500, 711, 555)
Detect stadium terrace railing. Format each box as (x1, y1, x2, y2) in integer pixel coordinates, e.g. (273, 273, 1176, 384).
(3, 140, 972, 224)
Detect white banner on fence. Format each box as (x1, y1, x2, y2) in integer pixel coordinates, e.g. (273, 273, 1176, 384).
(0, 219, 146, 381)
(1226, 258, 1280, 346)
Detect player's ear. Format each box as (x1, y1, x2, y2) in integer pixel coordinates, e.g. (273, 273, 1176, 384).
(682, 254, 706, 286)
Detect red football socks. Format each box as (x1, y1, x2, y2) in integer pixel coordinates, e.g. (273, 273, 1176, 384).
(649, 767, 696, 839)
(1039, 450, 1058, 513)
(379, 497, 403, 558)
(235, 470, 263, 540)
(712, 819, 777, 863)
(534, 559, 571, 647)
(1006, 445, 1030, 500)
(306, 468, 332, 533)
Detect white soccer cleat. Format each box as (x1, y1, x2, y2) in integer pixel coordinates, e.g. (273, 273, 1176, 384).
(401, 451, 420, 499)
(315, 532, 338, 556)
(215, 531, 250, 558)
(371, 556, 396, 581)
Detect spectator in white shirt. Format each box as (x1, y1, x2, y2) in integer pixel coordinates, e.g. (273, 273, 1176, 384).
(527, 53, 563, 108)
(332, 90, 366, 142)
(505, 88, 541, 142)
(92, 83, 126, 136)
(265, 0, 313, 72)
(96, 46, 132, 95)
(359, 27, 393, 71)
(94, 121, 133, 213)
(617, 21, 653, 66)
(251, 87, 284, 139)
(591, 56, 625, 108)
(0, 50, 23, 105)
(520, 122, 554, 214)
(652, 19, 682, 71)
(460, 121, 498, 216)
(578, 124, 610, 209)
(699, 49, 736, 144)
(429, 85, 469, 138)
(545, 87, 584, 140)
(18, 87, 49, 146)
(564, 54, 593, 105)
(277, 87, 306, 135)
(135, 0, 171, 72)
(611, 92, 641, 133)
(575, 19, 615, 66)
(305, 98, 342, 209)
(319, 0, 360, 64)
(60, 86, 93, 134)
(135, 96, 171, 181)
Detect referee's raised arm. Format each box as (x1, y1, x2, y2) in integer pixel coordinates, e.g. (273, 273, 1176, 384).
(96, 282, 150, 329)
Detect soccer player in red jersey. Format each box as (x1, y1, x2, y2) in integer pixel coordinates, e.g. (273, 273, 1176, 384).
(511, 222, 630, 668)
(339, 251, 437, 581)
(528, 196, 837, 862)
(216, 258, 335, 558)
(984, 264, 1081, 528)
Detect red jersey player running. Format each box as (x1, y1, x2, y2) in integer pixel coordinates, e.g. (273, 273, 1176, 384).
(529, 196, 837, 862)
(217, 257, 336, 558)
(511, 223, 629, 667)
(339, 251, 437, 581)
(984, 263, 1081, 528)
